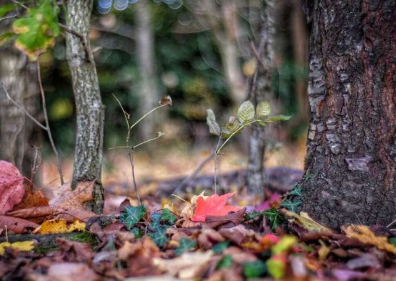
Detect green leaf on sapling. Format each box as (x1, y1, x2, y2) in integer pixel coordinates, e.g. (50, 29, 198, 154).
(265, 115, 292, 122)
(225, 116, 240, 133)
(243, 260, 266, 278)
(175, 238, 196, 256)
(237, 101, 255, 123)
(0, 4, 16, 18)
(206, 109, 221, 136)
(256, 101, 271, 118)
(12, 0, 60, 60)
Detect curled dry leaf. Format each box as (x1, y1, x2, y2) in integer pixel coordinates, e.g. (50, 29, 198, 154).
(342, 225, 396, 254)
(34, 219, 86, 234)
(0, 215, 39, 234)
(154, 251, 213, 279)
(281, 209, 333, 233)
(50, 181, 95, 209)
(0, 160, 25, 214)
(160, 95, 173, 106)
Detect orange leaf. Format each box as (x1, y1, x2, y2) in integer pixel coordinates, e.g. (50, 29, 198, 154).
(191, 192, 240, 222)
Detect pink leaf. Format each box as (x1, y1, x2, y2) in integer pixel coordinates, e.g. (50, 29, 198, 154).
(192, 192, 241, 222)
(0, 160, 25, 214)
(255, 193, 280, 211)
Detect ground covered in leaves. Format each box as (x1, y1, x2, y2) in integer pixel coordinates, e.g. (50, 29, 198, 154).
(1, 159, 396, 281)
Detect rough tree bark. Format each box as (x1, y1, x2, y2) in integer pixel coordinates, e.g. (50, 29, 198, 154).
(0, 13, 40, 179)
(66, 0, 105, 213)
(135, 0, 160, 140)
(301, 0, 396, 228)
(247, 0, 275, 195)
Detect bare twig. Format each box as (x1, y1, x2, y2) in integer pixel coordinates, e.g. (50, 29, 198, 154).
(249, 38, 265, 68)
(0, 14, 17, 23)
(172, 151, 215, 194)
(30, 145, 42, 183)
(36, 59, 64, 185)
(59, 23, 92, 63)
(11, 0, 28, 10)
(214, 135, 223, 194)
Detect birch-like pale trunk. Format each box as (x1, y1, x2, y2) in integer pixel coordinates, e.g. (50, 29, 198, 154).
(135, 0, 160, 140)
(65, 0, 105, 213)
(247, 0, 275, 196)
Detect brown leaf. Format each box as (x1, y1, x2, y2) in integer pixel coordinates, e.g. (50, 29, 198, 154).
(159, 95, 172, 106)
(12, 183, 49, 211)
(50, 181, 95, 209)
(30, 262, 101, 281)
(219, 225, 256, 245)
(205, 208, 246, 228)
(0, 215, 39, 234)
(0, 160, 25, 214)
(197, 228, 225, 250)
(56, 238, 94, 263)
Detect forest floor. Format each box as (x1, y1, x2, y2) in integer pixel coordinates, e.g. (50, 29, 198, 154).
(1, 141, 396, 280)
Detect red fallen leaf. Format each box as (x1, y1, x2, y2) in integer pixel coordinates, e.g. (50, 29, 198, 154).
(192, 192, 241, 222)
(0, 160, 25, 214)
(0, 215, 39, 234)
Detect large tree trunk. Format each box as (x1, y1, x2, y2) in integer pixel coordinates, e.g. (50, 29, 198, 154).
(135, 0, 160, 140)
(247, 0, 276, 195)
(301, 0, 396, 229)
(66, 0, 105, 214)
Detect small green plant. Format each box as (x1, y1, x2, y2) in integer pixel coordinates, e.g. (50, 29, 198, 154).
(112, 95, 172, 204)
(207, 101, 290, 192)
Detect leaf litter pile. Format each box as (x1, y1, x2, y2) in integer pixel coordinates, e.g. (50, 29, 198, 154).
(1, 160, 396, 280)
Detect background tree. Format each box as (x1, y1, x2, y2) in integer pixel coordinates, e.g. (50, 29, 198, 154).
(135, 0, 161, 140)
(301, 0, 396, 228)
(0, 1, 40, 181)
(247, 0, 276, 195)
(66, 0, 105, 213)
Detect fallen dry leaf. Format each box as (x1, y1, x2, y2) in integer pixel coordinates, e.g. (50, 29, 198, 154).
(281, 209, 333, 233)
(12, 183, 49, 212)
(30, 262, 101, 281)
(0, 215, 39, 234)
(34, 219, 86, 234)
(154, 250, 213, 279)
(192, 192, 241, 222)
(0, 240, 34, 255)
(342, 225, 396, 254)
(49, 181, 95, 209)
(0, 160, 25, 214)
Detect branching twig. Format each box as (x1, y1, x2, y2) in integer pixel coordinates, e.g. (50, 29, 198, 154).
(58, 23, 92, 63)
(172, 151, 216, 194)
(36, 59, 64, 185)
(0, 14, 17, 23)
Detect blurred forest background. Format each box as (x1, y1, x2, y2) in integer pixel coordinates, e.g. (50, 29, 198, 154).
(1, 0, 309, 187)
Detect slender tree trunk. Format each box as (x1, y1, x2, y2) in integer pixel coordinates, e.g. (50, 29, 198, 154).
(66, 0, 105, 213)
(247, 0, 275, 195)
(135, 0, 160, 140)
(301, 0, 396, 229)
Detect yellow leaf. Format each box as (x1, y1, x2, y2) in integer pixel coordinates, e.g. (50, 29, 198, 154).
(0, 241, 34, 255)
(342, 225, 396, 254)
(35, 219, 86, 234)
(318, 240, 330, 261)
(281, 209, 333, 233)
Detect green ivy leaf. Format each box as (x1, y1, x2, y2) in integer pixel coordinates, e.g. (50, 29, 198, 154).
(263, 208, 285, 231)
(149, 227, 169, 247)
(289, 187, 302, 197)
(256, 101, 271, 118)
(175, 238, 196, 256)
(161, 208, 176, 225)
(120, 205, 147, 230)
(0, 4, 16, 18)
(206, 109, 221, 136)
(216, 255, 233, 270)
(130, 227, 144, 239)
(12, 0, 60, 60)
(237, 101, 255, 123)
(245, 211, 265, 221)
(149, 212, 161, 231)
(265, 115, 292, 122)
(243, 260, 266, 278)
(213, 241, 229, 254)
(280, 199, 301, 212)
